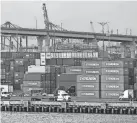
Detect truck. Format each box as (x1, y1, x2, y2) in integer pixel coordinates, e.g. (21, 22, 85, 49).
(119, 89, 137, 101)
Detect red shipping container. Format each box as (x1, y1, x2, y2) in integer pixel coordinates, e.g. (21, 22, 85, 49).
(101, 90, 123, 99)
(101, 75, 129, 83)
(101, 83, 129, 91)
(77, 75, 99, 83)
(23, 81, 42, 87)
(77, 90, 99, 98)
(102, 61, 128, 68)
(83, 68, 102, 75)
(77, 83, 99, 91)
(66, 66, 83, 74)
(82, 61, 102, 68)
(102, 68, 129, 75)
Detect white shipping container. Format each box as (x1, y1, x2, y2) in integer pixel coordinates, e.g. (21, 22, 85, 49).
(28, 66, 45, 73)
(41, 59, 46, 65)
(0, 85, 13, 92)
(35, 59, 40, 65)
(45, 53, 51, 59)
(40, 53, 45, 58)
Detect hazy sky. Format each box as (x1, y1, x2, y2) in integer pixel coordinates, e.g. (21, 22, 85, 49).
(1, 1, 137, 36)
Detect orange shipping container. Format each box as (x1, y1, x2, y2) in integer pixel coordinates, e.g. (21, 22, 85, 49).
(77, 75, 99, 83)
(82, 61, 102, 68)
(101, 90, 123, 99)
(102, 68, 129, 75)
(83, 68, 102, 75)
(101, 75, 129, 83)
(101, 83, 129, 91)
(77, 90, 99, 98)
(102, 61, 128, 68)
(77, 83, 99, 91)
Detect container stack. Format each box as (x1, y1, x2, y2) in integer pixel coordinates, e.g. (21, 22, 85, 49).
(101, 61, 129, 99)
(40, 53, 46, 66)
(76, 61, 102, 99)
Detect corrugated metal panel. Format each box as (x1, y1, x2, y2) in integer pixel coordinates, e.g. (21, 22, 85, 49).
(1, 75, 5, 79)
(5, 60, 10, 65)
(24, 73, 41, 81)
(134, 68, 137, 75)
(45, 66, 50, 73)
(34, 53, 40, 59)
(1, 64, 5, 69)
(58, 82, 76, 89)
(14, 79, 23, 84)
(14, 65, 25, 72)
(29, 59, 35, 65)
(57, 59, 63, 65)
(102, 68, 129, 75)
(1, 79, 6, 83)
(50, 59, 57, 65)
(77, 91, 99, 98)
(101, 75, 129, 83)
(50, 73, 56, 81)
(63, 58, 74, 66)
(50, 66, 56, 73)
(102, 61, 129, 68)
(13, 83, 21, 90)
(101, 83, 128, 91)
(57, 74, 77, 82)
(82, 61, 102, 68)
(29, 52, 35, 59)
(35, 59, 40, 65)
(23, 52, 30, 59)
(15, 59, 24, 65)
(5, 65, 10, 72)
(22, 86, 43, 93)
(1, 69, 5, 74)
(83, 68, 102, 75)
(77, 75, 99, 83)
(60, 66, 66, 73)
(66, 66, 83, 74)
(23, 81, 42, 87)
(0, 59, 5, 65)
(101, 91, 123, 99)
(28, 66, 45, 73)
(77, 83, 99, 91)
(134, 76, 137, 83)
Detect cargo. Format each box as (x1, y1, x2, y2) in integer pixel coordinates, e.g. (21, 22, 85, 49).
(23, 81, 42, 87)
(58, 82, 76, 89)
(102, 61, 129, 68)
(83, 68, 102, 75)
(57, 74, 78, 82)
(40, 53, 45, 59)
(57, 59, 63, 65)
(77, 83, 99, 91)
(24, 73, 41, 81)
(77, 75, 99, 83)
(101, 90, 123, 99)
(63, 58, 74, 66)
(50, 73, 56, 81)
(82, 61, 102, 68)
(134, 76, 137, 83)
(101, 83, 129, 91)
(15, 59, 24, 65)
(22, 86, 43, 93)
(41, 58, 46, 66)
(14, 78, 23, 84)
(28, 66, 45, 73)
(35, 59, 40, 66)
(77, 90, 99, 98)
(66, 66, 83, 74)
(14, 72, 24, 79)
(101, 75, 129, 83)
(102, 68, 129, 75)
(134, 83, 137, 90)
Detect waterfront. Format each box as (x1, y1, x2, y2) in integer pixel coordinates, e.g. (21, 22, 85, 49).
(1, 112, 137, 123)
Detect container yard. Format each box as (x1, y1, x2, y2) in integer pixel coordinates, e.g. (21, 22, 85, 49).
(1, 2, 137, 117)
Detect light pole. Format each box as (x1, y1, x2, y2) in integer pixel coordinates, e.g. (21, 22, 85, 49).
(98, 22, 108, 59)
(34, 17, 37, 29)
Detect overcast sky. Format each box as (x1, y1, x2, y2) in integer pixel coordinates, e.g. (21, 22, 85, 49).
(1, 1, 137, 35)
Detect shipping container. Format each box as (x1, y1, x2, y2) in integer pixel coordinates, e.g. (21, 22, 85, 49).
(57, 74, 78, 82)
(1, 75, 5, 79)
(5, 60, 10, 65)
(101, 75, 129, 83)
(55, 67, 61, 74)
(14, 79, 23, 84)
(63, 58, 74, 66)
(77, 83, 99, 91)
(66, 66, 83, 74)
(58, 82, 76, 90)
(0, 59, 5, 65)
(5, 65, 10, 72)
(45, 73, 51, 81)
(29, 52, 35, 59)
(45, 66, 50, 73)
(40, 58, 46, 66)
(28, 66, 45, 73)
(77, 90, 99, 98)
(24, 73, 41, 81)
(15, 59, 24, 65)
(5, 52, 12, 58)
(101, 83, 129, 91)
(134, 83, 137, 90)
(77, 75, 99, 83)
(13, 84, 21, 90)
(22, 86, 43, 93)
(23, 81, 42, 87)
(134, 67, 137, 75)
(56, 58, 63, 65)
(102, 68, 129, 75)
(29, 59, 35, 65)
(102, 61, 129, 68)
(101, 90, 123, 99)
(14, 65, 25, 72)
(34, 53, 40, 59)
(60, 66, 66, 73)
(35, 59, 40, 66)
(74, 58, 83, 66)
(40, 53, 45, 59)
(1, 69, 5, 74)
(1, 64, 6, 69)
(50, 66, 56, 73)
(1, 79, 6, 83)
(14, 72, 24, 79)
(23, 52, 30, 59)
(82, 61, 102, 68)
(83, 68, 102, 75)
(0, 85, 13, 92)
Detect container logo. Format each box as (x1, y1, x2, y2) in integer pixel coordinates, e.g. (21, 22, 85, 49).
(81, 93, 95, 96)
(106, 85, 120, 88)
(105, 63, 120, 66)
(106, 93, 119, 96)
(85, 63, 100, 66)
(79, 76, 97, 81)
(106, 70, 119, 73)
(70, 69, 82, 72)
(106, 77, 120, 81)
(82, 85, 95, 88)
(85, 70, 99, 74)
